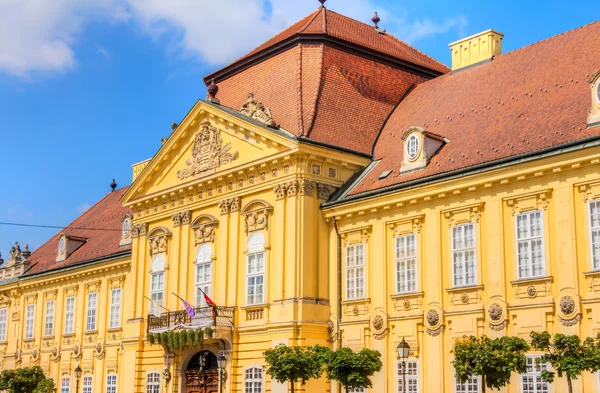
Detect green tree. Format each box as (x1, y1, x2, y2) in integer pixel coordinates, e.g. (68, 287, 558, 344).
(530, 331, 600, 393)
(325, 347, 382, 393)
(264, 344, 330, 393)
(0, 366, 56, 393)
(452, 335, 529, 392)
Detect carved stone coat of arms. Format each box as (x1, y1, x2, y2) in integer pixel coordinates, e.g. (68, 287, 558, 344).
(177, 120, 239, 180)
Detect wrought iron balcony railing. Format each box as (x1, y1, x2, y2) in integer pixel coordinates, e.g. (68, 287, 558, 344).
(147, 306, 235, 333)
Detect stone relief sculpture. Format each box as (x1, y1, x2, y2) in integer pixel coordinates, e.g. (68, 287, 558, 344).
(239, 92, 277, 128)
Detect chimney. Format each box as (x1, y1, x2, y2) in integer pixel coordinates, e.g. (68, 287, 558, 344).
(449, 29, 504, 71)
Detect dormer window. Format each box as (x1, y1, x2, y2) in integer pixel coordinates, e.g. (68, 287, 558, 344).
(58, 237, 65, 255)
(120, 214, 134, 246)
(406, 135, 420, 160)
(400, 126, 446, 174)
(56, 233, 86, 263)
(588, 70, 600, 127)
(596, 82, 600, 104)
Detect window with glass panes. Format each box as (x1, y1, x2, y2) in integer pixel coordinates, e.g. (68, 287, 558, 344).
(246, 233, 265, 305)
(397, 360, 419, 392)
(456, 375, 480, 392)
(106, 374, 117, 393)
(452, 223, 477, 287)
(146, 372, 160, 393)
(86, 292, 97, 332)
(60, 377, 70, 393)
(516, 211, 545, 279)
(195, 245, 212, 307)
(244, 367, 263, 393)
(24, 304, 35, 339)
(82, 376, 92, 393)
(396, 234, 417, 294)
(150, 272, 165, 316)
(44, 300, 54, 337)
(590, 200, 600, 270)
(0, 308, 7, 342)
(64, 296, 75, 335)
(346, 244, 365, 300)
(521, 355, 549, 393)
(109, 288, 121, 329)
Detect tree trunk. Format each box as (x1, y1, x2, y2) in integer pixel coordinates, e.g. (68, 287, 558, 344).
(290, 380, 294, 393)
(481, 375, 486, 393)
(567, 376, 573, 393)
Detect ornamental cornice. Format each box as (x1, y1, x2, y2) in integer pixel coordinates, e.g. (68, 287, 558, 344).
(18, 262, 130, 291)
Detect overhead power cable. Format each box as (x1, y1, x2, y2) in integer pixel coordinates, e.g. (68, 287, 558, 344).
(0, 222, 121, 232)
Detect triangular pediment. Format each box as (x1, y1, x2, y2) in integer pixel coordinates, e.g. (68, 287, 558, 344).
(122, 100, 298, 205)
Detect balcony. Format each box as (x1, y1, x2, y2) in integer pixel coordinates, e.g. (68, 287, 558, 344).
(147, 306, 235, 333)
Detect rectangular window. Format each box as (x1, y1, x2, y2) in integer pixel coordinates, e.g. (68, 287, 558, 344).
(590, 200, 600, 270)
(60, 377, 70, 393)
(455, 375, 480, 392)
(397, 360, 419, 392)
(106, 374, 117, 393)
(82, 376, 93, 393)
(86, 292, 97, 332)
(346, 244, 365, 300)
(150, 272, 165, 316)
(109, 288, 122, 329)
(25, 304, 35, 339)
(396, 234, 417, 294)
(64, 296, 75, 335)
(521, 355, 550, 393)
(452, 223, 477, 287)
(516, 211, 545, 279)
(0, 308, 7, 342)
(246, 252, 265, 305)
(195, 263, 212, 307)
(244, 367, 263, 393)
(44, 300, 55, 337)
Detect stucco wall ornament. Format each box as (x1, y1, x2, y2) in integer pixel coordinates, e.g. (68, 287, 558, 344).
(488, 303, 503, 321)
(426, 310, 439, 326)
(328, 317, 338, 342)
(560, 314, 581, 327)
(370, 311, 388, 340)
(426, 309, 443, 336)
(560, 296, 576, 315)
(193, 225, 216, 245)
(73, 344, 81, 359)
(239, 92, 277, 128)
(403, 299, 411, 311)
(15, 348, 21, 362)
(177, 120, 239, 180)
(527, 286, 537, 298)
(460, 293, 469, 304)
(489, 320, 507, 331)
(317, 183, 336, 200)
(241, 201, 273, 234)
(95, 341, 105, 358)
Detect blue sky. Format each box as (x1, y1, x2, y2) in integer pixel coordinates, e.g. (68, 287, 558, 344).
(0, 0, 597, 255)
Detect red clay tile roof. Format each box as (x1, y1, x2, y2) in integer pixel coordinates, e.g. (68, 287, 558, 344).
(23, 187, 132, 276)
(235, 7, 449, 74)
(346, 21, 600, 196)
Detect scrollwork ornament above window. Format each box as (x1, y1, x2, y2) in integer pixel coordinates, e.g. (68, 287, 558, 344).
(241, 200, 273, 235)
(147, 227, 171, 256)
(191, 214, 218, 245)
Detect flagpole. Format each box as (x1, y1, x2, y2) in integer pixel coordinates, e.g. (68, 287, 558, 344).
(143, 295, 170, 312)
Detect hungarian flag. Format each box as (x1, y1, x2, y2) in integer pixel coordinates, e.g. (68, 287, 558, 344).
(198, 286, 216, 307)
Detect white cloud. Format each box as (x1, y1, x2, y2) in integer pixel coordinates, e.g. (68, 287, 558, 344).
(97, 47, 111, 60)
(0, 0, 466, 78)
(76, 203, 92, 214)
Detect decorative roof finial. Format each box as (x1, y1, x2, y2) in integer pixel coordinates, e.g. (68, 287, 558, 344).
(110, 179, 117, 192)
(207, 79, 220, 105)
(372, 12, 380, 29)
(319, 0, 326, 8)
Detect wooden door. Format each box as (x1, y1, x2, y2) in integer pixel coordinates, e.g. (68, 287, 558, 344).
(185, 370, 219, 393)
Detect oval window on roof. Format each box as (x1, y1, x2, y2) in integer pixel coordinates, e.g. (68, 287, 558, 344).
(406, 134, 420, 160)
(596, 82, 600, 104)
(58, 237, 65, 254)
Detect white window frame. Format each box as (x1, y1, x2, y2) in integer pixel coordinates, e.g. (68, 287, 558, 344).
(195, 244, 213, 307)
(146, 371, 160, 393)
(346, 243, 366, 300)
(396, 234, 417, 294)
(25, 304, 35, 339)
(64, 296, 76, 335)
(86, 292, 97, 332)
(44, 300, 55, 337)
(60, 376, 70, 393)
(406, 134, 420, 160)
(106, 374, 117, 393)
(246, 233, 265, 306)
(82, 376, 93, 393)
(397, 360, 419, 393)
(150, 255, 166, 317)
(109, 288, 122, 329)
(455, 375, 480, 392)
(122, 219, 131, 238)
(244, 366, 264, 393)
(0, 308, 7, 342)
(516, 210, 546, 279)
(521, 355, 550, 393)
(452, 223, 477, 287)
(589, 200, 600, 270)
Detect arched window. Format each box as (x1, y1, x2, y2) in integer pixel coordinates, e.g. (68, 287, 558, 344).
(122, 219, 131, 239)
(244, 367, 263, 393)
(146, 372, 160, 393)
(195, 244, 212, 307)
(150, 255, 166, 316)
(246, 233, 265, 305)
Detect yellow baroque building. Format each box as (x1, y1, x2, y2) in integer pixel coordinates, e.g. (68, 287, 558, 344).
(2, 3, 600, 393)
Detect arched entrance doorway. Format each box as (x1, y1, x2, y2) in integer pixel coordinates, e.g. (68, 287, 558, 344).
(184, 351, 219, 393)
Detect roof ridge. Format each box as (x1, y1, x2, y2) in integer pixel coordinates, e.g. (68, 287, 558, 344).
(501, 19, 600, 58)
(297, 8, 323, 34)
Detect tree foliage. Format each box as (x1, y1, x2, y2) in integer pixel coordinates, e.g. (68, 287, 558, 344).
(0, 366, 56, 393)
(452, 335, 529, 392)
(530, 331, 600, 393)
(264, 344, 330, 393)
(325, 347, 382, 393)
